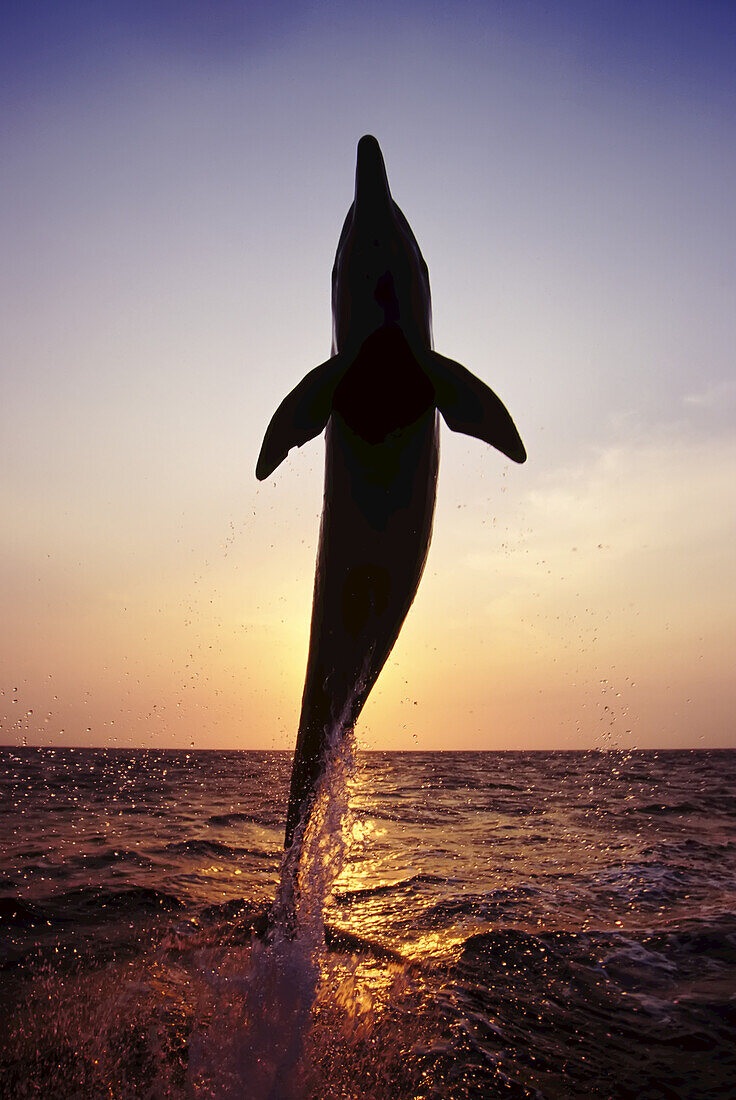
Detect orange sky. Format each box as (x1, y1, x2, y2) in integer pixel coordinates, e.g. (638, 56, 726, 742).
(2, 2, 735, 750)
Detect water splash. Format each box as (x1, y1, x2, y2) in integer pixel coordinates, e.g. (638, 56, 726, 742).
(272, 718, 358, 942)
(188, 718, 358, 1098)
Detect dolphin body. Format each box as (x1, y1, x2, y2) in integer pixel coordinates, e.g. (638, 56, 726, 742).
(257, 136, 526, 849)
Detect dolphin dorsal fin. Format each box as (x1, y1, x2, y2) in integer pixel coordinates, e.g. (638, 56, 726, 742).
(256, 353, 347, 480)
(423, 351, 526, 464)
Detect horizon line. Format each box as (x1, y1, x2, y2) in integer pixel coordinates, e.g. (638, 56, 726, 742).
(1, 743, 733, 754)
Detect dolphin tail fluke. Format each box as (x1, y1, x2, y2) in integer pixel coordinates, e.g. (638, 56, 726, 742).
(424, 351, 527, 464)
(256, 353, 347, 480)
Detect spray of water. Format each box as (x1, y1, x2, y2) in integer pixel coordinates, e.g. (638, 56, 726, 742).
(188, 712, 358, 1099)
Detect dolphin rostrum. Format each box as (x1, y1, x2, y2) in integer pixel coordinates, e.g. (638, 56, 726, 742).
(257, 136, 526, 849)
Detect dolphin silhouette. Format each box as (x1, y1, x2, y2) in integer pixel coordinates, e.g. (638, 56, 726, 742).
(257, 136, 526, 849)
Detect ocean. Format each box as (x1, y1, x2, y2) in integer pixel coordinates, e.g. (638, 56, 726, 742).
(1, 747, 734, 1098)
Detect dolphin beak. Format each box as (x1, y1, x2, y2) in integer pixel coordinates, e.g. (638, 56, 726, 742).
(355, 134, 392, 216)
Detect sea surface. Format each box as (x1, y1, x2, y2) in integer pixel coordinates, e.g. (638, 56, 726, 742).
(1, 747, 735, 1098)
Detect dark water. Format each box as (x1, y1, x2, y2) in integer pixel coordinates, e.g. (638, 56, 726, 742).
(1, 748, 735, 1097)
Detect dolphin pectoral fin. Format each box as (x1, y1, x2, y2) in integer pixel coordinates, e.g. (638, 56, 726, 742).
(425, 351, 527, 464)
(256, 353, 347, 479)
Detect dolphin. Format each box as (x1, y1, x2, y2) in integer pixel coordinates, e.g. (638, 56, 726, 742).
(257, 136, 526, 849)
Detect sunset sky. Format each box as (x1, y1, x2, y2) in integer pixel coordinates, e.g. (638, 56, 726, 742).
(2, 0, 735, 751)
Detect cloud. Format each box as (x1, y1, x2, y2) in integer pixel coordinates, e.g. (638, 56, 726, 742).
(439, 422, 736, 668)
(683, 378, 736, 410)
(522, 428, 736, 556)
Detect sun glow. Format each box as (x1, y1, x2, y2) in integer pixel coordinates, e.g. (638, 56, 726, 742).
(2, 1, 734, 751)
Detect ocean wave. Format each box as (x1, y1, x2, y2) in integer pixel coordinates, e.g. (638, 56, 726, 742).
(51, 884, 184, 918)
(0, 896, 49, 927)
(164, 837, 274, 860)
(207, 810, 276, 828)
(117, 805, 167, 816)
(419, 885, 541, 925)
(644, 916, 736, 966)
(198, 896, 269, 925)
(589, 861, 693, 905)
(67, 848, 157, 871)
(630, 801, 702, 814)
(333, 871, 445, 905)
